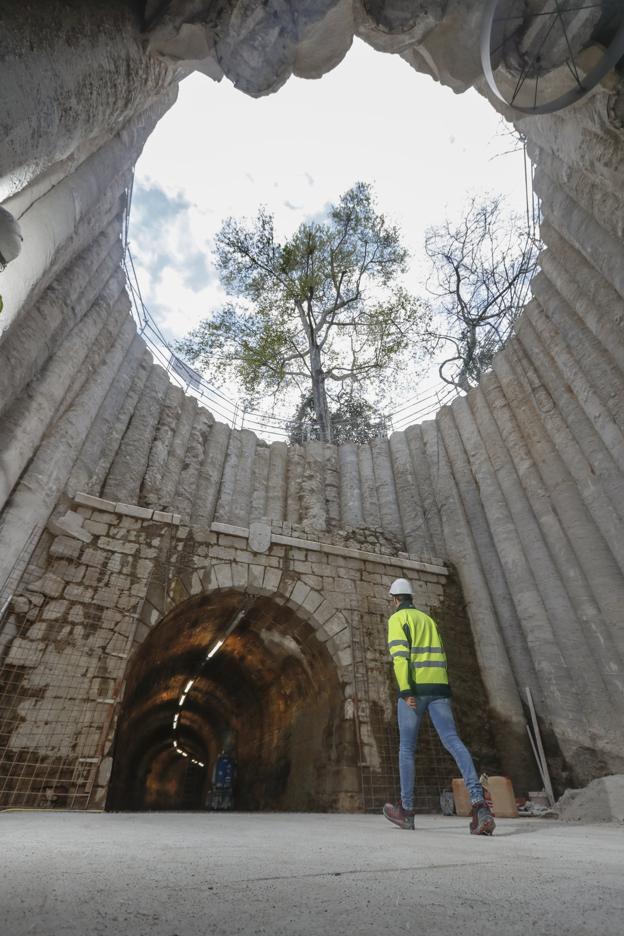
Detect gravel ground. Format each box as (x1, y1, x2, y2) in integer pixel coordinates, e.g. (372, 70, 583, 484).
(1, 811, 623, 936)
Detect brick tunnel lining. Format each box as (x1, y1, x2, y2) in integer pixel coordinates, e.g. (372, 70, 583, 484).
(106, 589, 353, 811)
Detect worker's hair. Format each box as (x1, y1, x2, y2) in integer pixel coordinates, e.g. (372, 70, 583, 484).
(395, 593, 412, 602)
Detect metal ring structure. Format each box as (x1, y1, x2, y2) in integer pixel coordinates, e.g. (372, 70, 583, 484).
(481, 0, 624, 115)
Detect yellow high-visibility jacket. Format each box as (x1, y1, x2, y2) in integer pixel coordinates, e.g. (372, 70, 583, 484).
(387, 602, 451, 698)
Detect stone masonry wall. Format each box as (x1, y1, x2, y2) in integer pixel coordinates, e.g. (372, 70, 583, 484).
(1, 491, 498, 811)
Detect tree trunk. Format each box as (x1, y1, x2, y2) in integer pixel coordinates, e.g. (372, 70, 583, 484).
(309, 344, 332, 443)
(458, 324, 478, 391)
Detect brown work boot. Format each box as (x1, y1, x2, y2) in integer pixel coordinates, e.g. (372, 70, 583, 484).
(469, 800, 495, 835)
(383, 802, 415, 830)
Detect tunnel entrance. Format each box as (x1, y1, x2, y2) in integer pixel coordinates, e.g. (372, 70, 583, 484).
(107, 588, 348, 811)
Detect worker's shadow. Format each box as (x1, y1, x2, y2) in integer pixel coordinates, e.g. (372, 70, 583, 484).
(431, 820, 558, 838)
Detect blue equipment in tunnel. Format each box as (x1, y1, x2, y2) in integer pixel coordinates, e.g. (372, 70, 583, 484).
(210, 751, 236, 810)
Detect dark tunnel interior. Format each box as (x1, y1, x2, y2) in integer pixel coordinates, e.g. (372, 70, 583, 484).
(107, 589, 355, 811)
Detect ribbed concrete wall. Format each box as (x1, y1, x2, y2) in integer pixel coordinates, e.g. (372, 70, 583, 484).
(1, 3, 624, 789)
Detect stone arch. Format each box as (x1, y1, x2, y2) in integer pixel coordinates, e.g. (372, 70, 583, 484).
(107, 583, 358, 812)
(138, 554, 353, 676)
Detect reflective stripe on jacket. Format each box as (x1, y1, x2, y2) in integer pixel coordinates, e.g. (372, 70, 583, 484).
(387, 604, 450, 697)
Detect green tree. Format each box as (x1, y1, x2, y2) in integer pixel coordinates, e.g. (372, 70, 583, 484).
(424, 196, 540, 391)
(288, 390, 387, 446)
(176, 182, 428, 442)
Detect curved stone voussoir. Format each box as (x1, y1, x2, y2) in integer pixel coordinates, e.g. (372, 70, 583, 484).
(292, 0, 354, 80)
(144, 0, 224, 80)
(215, 0, 314, 96)
(213, 0, 360, 96)
(400, 0, 486, 92)
(354, 0, 448, 54)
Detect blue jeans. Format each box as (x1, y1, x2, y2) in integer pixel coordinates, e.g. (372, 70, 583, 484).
(397, 695, 483, 810)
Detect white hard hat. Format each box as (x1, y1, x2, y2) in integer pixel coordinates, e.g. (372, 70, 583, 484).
(0, 206, 23, 268)
(389, 578, 413, 596)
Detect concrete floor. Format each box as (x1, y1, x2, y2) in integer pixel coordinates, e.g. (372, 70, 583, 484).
(1, 812, 623, 936)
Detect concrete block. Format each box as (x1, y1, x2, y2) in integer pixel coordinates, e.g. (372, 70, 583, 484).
(336, 647, 354, 667)
(26, 622, 47, 643)
(101, 608, 123, 629)
(248, 564, 266, 591)
(98, 757, 113, 787)
(190, 571, 203, 595)
(301, 589, 323, 614)
(263, 567, 282, 593)
(213, 563, 233, 589)
(113, 502, 153, 520)
(231, 563, 249, 589)
(64, 584, 94, 603)
(219, 534, 248, 548)
(49, 536, 82, 560)
(330, 628, 351, 650)
(115, 616, 135, 639)
(83, 567, 104, 587)
(234, 549, 255, 564)
(193, 530, 218, 545)
(118, 515, 142, 529)
(5, 637, 45, 667)
(152, 510, 173, 523)
(118, 594, 140, 612)
(211, 545, 236, 561)
(272, 533, 321, 551)
(48, 510, 93, 543)
(211, 522, 249, 539)
(98, 537, 138, 556)
(27, 573, 65, 598)
(92, 510, 119, 525)
(84, 520, 109, 536)
(135, 558, 153, 579)
(323, 614, 349, 638)
(75, 492, 117, 512)
(290, 580, 312, 609)
(40, 600, 69, 621)
(293, 560, 313, 574)
(314, 600, 336, 626)
(106, 634, 128, 656)
(107, 553, 124, 574)
(93, 588, 119, 609)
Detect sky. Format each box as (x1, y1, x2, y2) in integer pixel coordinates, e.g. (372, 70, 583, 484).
(129, 38, 530, 432)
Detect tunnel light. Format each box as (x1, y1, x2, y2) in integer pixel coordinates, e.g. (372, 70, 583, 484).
(178, 693, 187, 707)
(173, 713, 179, 729)
(184, 679, 194, 693)
(172, 737, 206, 768)
(206, 639, 224, 660)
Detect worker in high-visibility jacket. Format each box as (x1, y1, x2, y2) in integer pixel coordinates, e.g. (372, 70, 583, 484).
(383, 578, 495, 835)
